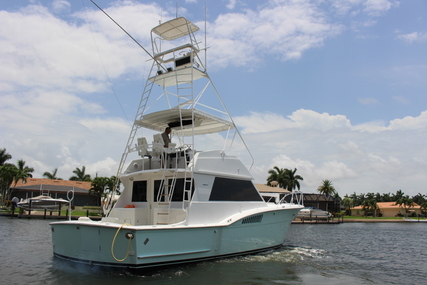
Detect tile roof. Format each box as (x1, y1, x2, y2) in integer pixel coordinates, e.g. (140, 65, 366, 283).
(352, 201, 420, 210)
(255, 184, 291, 193)
(11, 178, 92, 193)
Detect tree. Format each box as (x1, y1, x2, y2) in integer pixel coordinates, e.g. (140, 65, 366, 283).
(69, 166, 91, 182)
(366, 192, 375, 200)
(282, 168, 303, 192)
(0, 148, 12, 166)
(392, 190, 405, 202)
(13, 159, 34, 185)
(420, 202, 427, 218)
(90, 176, 120, 213)
(317, 180, 336, 197)
(0, 148, 13, 206)
(380, 193, 392, 202)
(90, 177, 110, 207)
(349, 192, 362, 207)
(342, 197, 353, 215)
(9, 159, 34, 198)
(396, 196, 414, 218)
(362, 199, 379, 217)
(412, 193, 426, 206)
(0, 163, 16, 206)
(266, 166, 287, 188)
(43, 168, 63, 180)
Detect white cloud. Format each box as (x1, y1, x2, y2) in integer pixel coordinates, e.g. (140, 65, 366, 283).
(79, 118, 129, 132)
(363, 0, 394, 16)
(233, 109, 427, 196)
(288, 109, 351, 130)
(388, 111, 427, 130)
(396, 31, 427, 44)
(52, 0, 71, 13)
(358, 97, 379, 105)
(226, 0, 238, 10)
(0, 3, 158, 95)
(352, 120, 387, 132)
(233, 112, 293, 134)
(206, 0, 344, 69)
(235, 109, 351, 134)
(330, 0, 397, 17)
(392, 96, 409, 104)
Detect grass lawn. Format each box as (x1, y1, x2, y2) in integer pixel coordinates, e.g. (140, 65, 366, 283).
(0, 208, 102, 217)
(59, 210, 102, 217)
(344, 216, 426, 220)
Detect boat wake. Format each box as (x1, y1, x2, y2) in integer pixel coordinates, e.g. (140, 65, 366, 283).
(217, 244, 327, 265)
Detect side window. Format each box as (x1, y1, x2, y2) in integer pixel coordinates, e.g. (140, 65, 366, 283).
(154, 178, 194, 202)
(209, 177, 263, 201)
(132, 180, 147, 202)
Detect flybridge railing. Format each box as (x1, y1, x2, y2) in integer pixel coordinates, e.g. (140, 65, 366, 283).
(279, 190, 304, 206)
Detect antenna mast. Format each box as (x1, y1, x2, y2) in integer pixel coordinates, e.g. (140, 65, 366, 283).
(204, 1, 207, 69)
(89, 0, 157, 63)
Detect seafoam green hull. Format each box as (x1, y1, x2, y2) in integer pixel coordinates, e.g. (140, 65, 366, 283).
(51, 208, 299, 268)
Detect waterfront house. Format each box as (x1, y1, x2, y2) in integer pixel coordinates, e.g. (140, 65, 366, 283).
(301, 193, 339, 213)
(351, 202, 421, 217)
(10, 178, 99, 207)
(256, 186, 339, 213)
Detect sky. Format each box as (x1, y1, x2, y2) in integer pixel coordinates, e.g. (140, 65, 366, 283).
(1, 0, 426, 197)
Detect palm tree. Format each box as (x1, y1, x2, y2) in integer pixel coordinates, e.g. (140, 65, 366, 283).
(43, 168, 63, 180)
(0, 149, 13, 206)
(69, 166, 91, 182)
(349, 192, 362, 207)
(317, 180, 336, 197)
(381, 193, 392, 202)
(342, 197, 353, 215)
(0, 148, 12, 166)
(396, 196, 414, 218)
(90, 176, 110, 207)
(90, 176, 120, 213)
(362, 199, 379, 217)
(392, 189, 405, 202)
(9, 159, 34, 198)
(266, 166, 287, 188)
(13, 159, 34, 185)
(282, 168, 303, 192)
(420, 202, 427, 218)
(412, 193, 426, 206)
(0, 163, 16, 206)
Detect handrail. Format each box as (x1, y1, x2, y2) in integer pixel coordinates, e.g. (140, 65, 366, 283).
(279, 190, 304, 206)
(67, 190, 74, 221)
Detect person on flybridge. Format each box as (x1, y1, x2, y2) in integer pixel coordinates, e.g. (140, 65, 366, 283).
(161, 127, 172, 148)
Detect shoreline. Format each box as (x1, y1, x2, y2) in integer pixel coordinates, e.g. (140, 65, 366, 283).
(1, 212, 425, 223)
(292, 218, 427, 224)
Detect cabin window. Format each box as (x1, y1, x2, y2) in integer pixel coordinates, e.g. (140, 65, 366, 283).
(154, 178, 194, 202)
(209, 177, 263, 201)
(175, 55, 192, 68)
(132, 180, 147, 202)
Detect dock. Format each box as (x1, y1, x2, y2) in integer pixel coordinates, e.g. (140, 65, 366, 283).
(292, 218, 342, 224)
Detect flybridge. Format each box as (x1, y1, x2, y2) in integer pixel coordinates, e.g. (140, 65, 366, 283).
(148, 17, 207, 87)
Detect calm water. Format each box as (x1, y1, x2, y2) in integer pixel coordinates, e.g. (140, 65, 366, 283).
(1, 216, 426, 284)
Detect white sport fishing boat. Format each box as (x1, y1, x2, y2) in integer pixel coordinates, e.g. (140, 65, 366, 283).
(51, 14, 303, 269)
(18, 195, 69, 211)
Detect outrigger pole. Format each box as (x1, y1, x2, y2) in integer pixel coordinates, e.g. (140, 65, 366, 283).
(89, 0, 166, 72)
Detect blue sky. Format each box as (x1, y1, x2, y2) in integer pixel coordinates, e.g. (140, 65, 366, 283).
(1, 0, 426, 197)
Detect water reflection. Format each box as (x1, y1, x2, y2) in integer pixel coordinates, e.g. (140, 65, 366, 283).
(2, 216, 426, 284)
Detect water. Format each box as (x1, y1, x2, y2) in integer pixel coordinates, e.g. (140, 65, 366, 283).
(1, 216, 426, 284)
